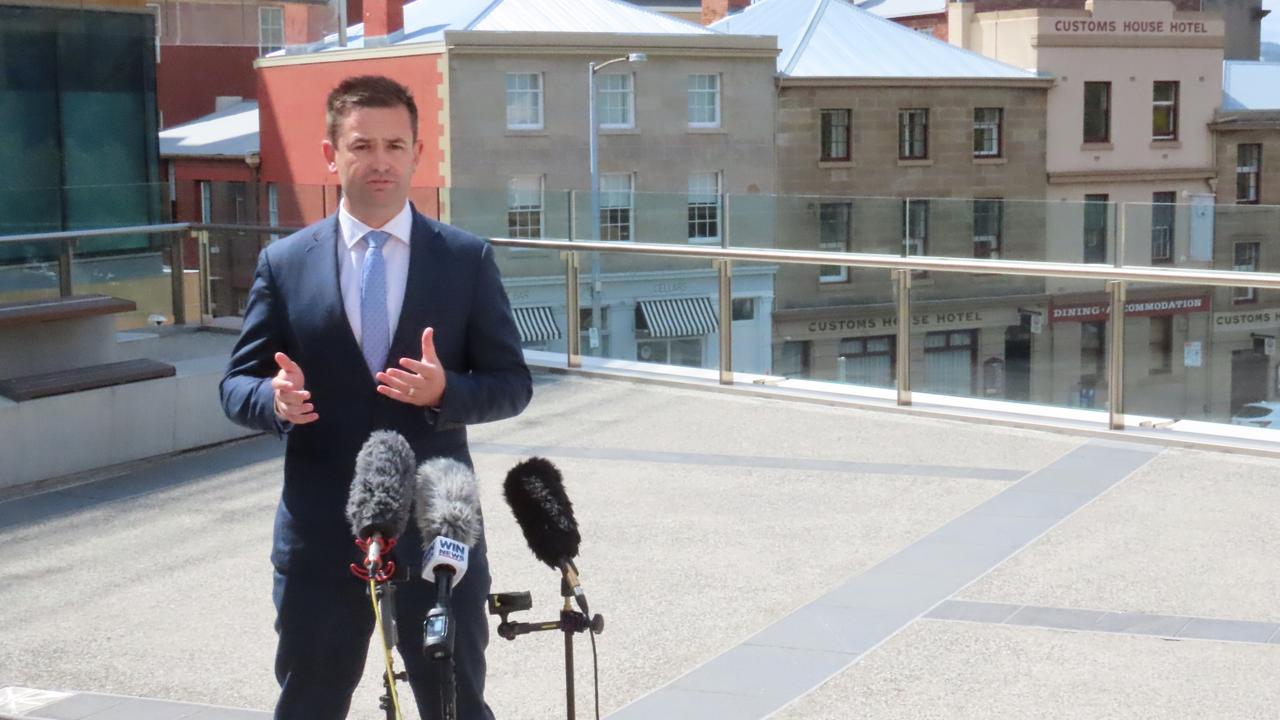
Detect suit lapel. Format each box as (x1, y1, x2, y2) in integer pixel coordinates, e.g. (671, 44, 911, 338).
(305, 214, 373, 385)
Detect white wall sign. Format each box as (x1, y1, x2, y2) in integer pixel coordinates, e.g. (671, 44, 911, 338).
(1184, 341, 1202, 368)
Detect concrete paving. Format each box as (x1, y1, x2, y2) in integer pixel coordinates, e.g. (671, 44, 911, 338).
(1, 370, 1278, 719)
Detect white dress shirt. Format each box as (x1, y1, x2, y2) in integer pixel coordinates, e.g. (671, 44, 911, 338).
(338, 200, 413, 349)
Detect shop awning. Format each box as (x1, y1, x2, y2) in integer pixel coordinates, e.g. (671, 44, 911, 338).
(637, 297, 719, 338)
(512, 306, 561, 343)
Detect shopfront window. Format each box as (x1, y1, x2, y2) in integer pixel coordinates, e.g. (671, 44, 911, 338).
(838, 335, 894, 387)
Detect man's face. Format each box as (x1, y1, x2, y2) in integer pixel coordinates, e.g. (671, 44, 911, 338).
(322, 105, 423, 221)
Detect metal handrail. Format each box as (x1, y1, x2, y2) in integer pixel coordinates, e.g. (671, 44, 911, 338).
(0, 223, 191, 244)
(486, 236, 1280, 290)
(6, 223, 1278, 289)
(6, 221, 1280, 434)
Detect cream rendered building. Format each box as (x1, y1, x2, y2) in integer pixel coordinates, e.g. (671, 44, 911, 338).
(950, 0, 1224, 268)
(945, 0, 1231, 419)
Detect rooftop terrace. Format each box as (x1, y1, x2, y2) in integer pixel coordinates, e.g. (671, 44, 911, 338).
(2, 331, 1279, 719)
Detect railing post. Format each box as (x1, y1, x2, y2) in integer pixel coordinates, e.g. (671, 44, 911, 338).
(565, 191, 581, 369)
(895, 268, 912, 406)
(1107, 279, 1126, 430)
(58, 238, 74, 297)
(169, 231, 186, 325)
(718, 193, 733, 385)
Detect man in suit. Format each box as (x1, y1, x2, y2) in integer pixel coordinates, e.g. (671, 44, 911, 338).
(220, 75, 531, 720)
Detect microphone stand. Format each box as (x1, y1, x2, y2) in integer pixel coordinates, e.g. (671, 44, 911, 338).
(424, 571, 458, 720)
(351, 537, 406, 720)
(376, 582, 408, 720)
(490, 578, 604, 720)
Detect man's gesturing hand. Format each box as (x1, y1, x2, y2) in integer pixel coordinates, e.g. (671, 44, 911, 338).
(272, 352, 318, 424)
(376, 327, 446, 408)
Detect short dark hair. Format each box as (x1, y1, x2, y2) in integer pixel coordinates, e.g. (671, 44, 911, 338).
(326, 75, 419, 144)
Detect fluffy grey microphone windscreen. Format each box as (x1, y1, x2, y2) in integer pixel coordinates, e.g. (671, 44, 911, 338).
(415, 458, 483, 547)
(345, 431, 416, 540)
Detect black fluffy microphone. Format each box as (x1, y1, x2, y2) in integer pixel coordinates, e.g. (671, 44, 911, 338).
(345, 431, 416, 574)
(503, 457, 589, 614)
(415, 458, 483, 662)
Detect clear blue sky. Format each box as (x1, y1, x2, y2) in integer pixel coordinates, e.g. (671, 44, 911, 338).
(1263, 0, 1280, 45)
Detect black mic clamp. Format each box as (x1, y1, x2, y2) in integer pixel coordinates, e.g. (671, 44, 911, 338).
(487, 580, 604, 642)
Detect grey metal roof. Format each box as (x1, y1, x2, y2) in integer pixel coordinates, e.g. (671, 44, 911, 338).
(158, 101, 258, 158)
(712, 0, 1037, 79)
(303, 0, 711, 53)
(856, 0, 946, 19)
(1223, 60, 1280, 111)
(622, 0, 701, 6)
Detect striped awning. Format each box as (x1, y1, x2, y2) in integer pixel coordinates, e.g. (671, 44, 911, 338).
(637, 297, 719, 338)
(512, 306, 561, 343)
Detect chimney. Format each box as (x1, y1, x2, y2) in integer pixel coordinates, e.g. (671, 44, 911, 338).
(364, 0, 403, 44)
(702, 0, 751, 26)
(947, 0, 975, 49)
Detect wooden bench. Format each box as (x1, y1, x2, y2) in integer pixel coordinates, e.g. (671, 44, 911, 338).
(0, 358, 176, 401)
(0, 294, 136, 328)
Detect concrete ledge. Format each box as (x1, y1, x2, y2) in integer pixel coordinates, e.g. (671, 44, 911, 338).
(0, 356, 257, 491)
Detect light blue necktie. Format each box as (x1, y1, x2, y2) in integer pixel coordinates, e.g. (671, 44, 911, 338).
(360, 230, 390, 378)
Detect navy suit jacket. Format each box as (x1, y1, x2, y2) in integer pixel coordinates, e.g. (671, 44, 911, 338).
(220, 207, 532, 579)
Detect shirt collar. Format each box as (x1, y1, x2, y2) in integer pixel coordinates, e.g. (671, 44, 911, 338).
(339, 200, 413, 249)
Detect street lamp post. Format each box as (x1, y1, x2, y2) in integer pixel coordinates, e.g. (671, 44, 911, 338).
(587, 52, 645, 355)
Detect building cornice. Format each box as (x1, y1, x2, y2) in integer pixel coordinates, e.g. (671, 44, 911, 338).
(779, 76, 1054, 89)
(1047, 166, 1216, 185)
(443, 30, 779, 59)
(1211, 111, 1280, 131)
(254, 42, 446, 69)
(1031, 34, 1222, 49)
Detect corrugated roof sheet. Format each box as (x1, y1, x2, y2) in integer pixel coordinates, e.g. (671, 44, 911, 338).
(307, 0, 710, 53)
(713, 0, 1036, 79)
(1223, 60, 1280, 111)
(158, 101, 258, 158)
(856, 0, 946, 19)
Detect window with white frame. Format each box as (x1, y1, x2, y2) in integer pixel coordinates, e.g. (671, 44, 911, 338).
(688, 74, 720, 128)
(507, 176, 544, 239)
(687, 172, 720, 242)
(1237, 144, 1261, 204)
(1153, 81, 1179, 141)
(898, 109, 928, 160)
(1151, 191, 1175, 264)
(599, 173, 633, 241)
(819, 202, 850, 283)
(1234, 241, 1260, 304)
(972, 198, 1002, 259)
(506, 73, 543, 130)
(904, 199, 928, 277)
(820, 109, 851, 162)
(268, 183, 280, 241)
(973, 107, 1002, 157)
(258, 7, 284, 56)
(597, 74, 634, 129)
(199, 181, 212, 223)
(904, 199, 927, 255)
(1083, 81, 1111, 143)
